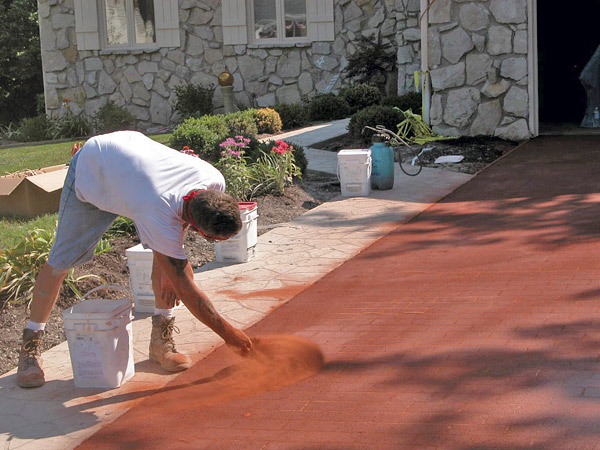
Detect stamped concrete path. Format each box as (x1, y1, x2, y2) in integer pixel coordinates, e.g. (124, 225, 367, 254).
(0, 119, 475, 449)
(72, 136, 600, 449)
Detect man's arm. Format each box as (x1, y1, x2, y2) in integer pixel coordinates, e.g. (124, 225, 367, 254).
(152, 250, 253, 354)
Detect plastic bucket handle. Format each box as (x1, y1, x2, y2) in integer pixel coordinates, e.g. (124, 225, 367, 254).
(80, 285, 128, 301)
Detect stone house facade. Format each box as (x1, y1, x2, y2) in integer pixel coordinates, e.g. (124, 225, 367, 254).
(38, 0, 534, 140)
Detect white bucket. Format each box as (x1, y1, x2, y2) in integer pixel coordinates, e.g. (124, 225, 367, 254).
(337, 149, 372, 197)
(215, 202, 258, 263)
(62, 285, 135, 389)
(125, 244, 155, 313)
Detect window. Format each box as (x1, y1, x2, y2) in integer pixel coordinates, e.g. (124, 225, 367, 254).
(73, 0, 180, 51)
(103, 0, 156, 48)
(252, 0, 307, 41)
(222, 0, 333, 46)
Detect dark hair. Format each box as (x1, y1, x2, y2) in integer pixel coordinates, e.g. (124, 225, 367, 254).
(189, 190, 242, 238)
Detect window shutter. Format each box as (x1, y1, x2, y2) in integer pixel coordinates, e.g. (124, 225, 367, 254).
(307, 0, 334, 42)
(74, 0, 100, 50)
(154, 0, 180, 47)
(222, 0, 248, 45)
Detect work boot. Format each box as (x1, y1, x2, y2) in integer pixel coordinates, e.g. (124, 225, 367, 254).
(17, 329, 45, 388)
(149, 315, 192, 372)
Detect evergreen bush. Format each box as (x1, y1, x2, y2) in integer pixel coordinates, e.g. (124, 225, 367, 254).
(347, 105, 404, 144)
(308, 94, 350, 121)
(174, 83, 214, 119)
(382, 91, 422, 114)
(272, 103, 310, 130)
(340, 84, 382, 113)
(94, 101, 135, 134)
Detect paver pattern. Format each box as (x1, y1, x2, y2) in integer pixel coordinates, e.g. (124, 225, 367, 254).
(0, 119, 472, 449)
(77, 136, 600, 449)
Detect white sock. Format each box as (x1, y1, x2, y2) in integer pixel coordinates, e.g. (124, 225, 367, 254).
(26, 321, 46, 331)
(154, 308, 175, 319)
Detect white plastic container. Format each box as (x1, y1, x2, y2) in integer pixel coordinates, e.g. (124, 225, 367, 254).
(62, 286, 135, 389)
(215, 202, 258, 263)
(337, 149, 372, 197)
(125, 243, 155, 313)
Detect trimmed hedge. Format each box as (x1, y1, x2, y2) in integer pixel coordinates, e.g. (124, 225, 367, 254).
(347, 105, 404, 144)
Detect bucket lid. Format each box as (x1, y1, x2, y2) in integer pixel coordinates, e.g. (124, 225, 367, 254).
(63, 298, 132, 320)
(338, 149, 371, 156)
(238, 202, 257, 211)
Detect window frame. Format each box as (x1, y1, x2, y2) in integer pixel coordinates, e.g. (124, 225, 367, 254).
(97, 0, 159, 51)
(249, 0, 311, 45)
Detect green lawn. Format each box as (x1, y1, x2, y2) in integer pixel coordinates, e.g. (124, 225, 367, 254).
(0, 133, 172, 250)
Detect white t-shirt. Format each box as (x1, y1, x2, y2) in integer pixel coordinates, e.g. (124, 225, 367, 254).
(74, 131, 225, 259)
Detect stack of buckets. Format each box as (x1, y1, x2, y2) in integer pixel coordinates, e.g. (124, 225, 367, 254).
(215, 201, 258, 263)
(62, 285, 135, 388)
(337, 133, 395, 196)
(125, 243, 155, 313)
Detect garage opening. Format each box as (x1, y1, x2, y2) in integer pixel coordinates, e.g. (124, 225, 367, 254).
(537, 1, 600, 128)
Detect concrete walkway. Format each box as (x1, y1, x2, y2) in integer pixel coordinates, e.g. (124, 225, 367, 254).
(78, 135, 600, 449)
(0, 120, 473, 449)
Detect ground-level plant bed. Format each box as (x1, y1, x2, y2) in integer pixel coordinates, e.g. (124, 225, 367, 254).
(0, 135, 516, 376)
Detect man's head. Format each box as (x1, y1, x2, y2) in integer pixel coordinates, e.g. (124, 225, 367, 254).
(186, 190, 242, 241)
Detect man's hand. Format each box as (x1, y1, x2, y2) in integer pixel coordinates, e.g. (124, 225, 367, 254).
(160, 273, 181, 307)
(225, 328, 253, 356)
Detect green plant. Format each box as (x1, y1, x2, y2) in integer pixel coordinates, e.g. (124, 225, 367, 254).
(215, 136, 252, 201)
(308, 94, 350, 121)
(259, 139, 308, 175)
(224, 110, 258, 138)
(0, 122, 21, 141)
(344, 34, 396, 90)
(395, 108, 455, 145)
(382, 92, 422, 114)
(249, 140, 301, 196)
(272, 103, 310, 130)
(0, 227, 108, 305)
(103, 216, 137, 239)
(16, 115, 53, 142)
(94, 101, 135, 134)
(340, 84, 383, 113)
(255, 108, 283, 134)
(171, 115, 229, 161)
(51, 107, 93, 139)
(348, 105, 404, 144)
(174, 83, 214, 120)
(0, 0, 43, 126)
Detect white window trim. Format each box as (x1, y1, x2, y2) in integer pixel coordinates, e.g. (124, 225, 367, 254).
(222, 0, 333, 46)
(248, 0, 311, 45)
(97, 0, 159, 51)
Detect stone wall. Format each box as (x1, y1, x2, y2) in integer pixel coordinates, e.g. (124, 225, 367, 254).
(426, 0, 531, 140)
(38, 0, 400, 131)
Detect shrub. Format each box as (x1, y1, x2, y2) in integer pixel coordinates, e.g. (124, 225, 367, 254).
(16, 115, 53, 142)
(171, 115, 229, 161)
(174, 83, 214, 120)
(272, 103, 310, 130)
(308, 94, 350, 121)
(255, 108, 282, 134)
(340, 84, 382, 113)
(224, 109, 258, 138)
(344, 34, 396, 90)
(94, 101, 135, 134)
(347, 105, 404, 144)
(382, 91, 422, 114)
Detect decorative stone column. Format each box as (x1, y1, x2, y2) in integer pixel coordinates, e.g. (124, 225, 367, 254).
(219, 72, 235, 114)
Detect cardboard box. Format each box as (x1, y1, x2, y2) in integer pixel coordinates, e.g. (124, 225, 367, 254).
(0, 164, 69, 218)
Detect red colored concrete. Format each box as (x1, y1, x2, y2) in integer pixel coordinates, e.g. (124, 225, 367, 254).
(78, 136, 600, 449)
